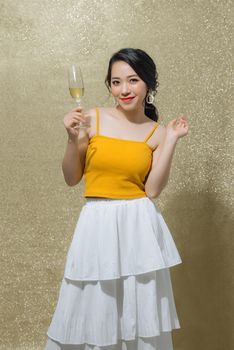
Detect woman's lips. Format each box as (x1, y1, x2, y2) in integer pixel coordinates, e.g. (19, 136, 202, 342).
(119, 97, 135, 103)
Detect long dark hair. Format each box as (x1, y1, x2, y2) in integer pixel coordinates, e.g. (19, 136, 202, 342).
(105, 48, 159, 122)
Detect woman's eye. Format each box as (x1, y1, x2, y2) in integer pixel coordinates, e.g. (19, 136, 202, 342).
(130, 79, 139, 83)
(112, 81, 119, 85)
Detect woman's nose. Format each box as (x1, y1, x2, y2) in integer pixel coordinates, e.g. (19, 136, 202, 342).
(121, 83, 130, 95)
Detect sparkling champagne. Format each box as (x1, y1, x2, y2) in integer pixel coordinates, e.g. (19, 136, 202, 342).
(69, 87, 84, 101)
(68, 64, 89, 128)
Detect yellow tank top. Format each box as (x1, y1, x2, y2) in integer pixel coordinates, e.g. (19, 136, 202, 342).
(83, 107, 159, 199)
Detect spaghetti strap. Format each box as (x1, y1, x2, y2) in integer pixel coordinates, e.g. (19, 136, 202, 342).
(143, 122, 159, 142)
(95, 107, 99, 135)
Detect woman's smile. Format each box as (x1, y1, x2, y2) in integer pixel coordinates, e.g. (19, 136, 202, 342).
(119, 96, 136, 103)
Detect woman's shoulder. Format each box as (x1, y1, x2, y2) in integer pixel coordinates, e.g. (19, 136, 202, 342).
(84, 106, 113, 117)
(149, 122, 166, 150)
(84, 106, 115, 126)
(143, 117, 166, 150)
(84, 106, 111, 138)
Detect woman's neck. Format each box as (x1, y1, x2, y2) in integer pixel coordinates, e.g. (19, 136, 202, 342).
(115, 105, 147, 124)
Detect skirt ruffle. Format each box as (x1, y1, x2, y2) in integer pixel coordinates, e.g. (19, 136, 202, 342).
(64, 197, 182, 281)
(45, 197, 182, 350)
(45, 331, 174, 350)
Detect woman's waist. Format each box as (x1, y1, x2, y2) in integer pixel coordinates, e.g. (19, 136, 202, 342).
(83, 195, 151, 207)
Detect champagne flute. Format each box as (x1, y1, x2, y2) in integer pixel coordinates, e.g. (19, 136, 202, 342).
(68, 64, 89, 129)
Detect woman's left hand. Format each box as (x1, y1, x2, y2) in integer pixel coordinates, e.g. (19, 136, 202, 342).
(166, 114, 189, 141)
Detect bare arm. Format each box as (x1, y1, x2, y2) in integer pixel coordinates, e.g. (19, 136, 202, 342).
(145, 127, 177, 198)
(61, 107, 95, 186)
(62, 132, 89, 186)
(145, 115, 189, 198)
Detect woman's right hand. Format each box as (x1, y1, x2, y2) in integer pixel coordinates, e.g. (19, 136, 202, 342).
(63, 106, 87, 139)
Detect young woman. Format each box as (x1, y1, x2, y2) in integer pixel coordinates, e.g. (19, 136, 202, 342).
(44, 48, 189, 350)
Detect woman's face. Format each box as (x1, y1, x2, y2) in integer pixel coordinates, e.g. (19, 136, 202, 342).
(110, 60, 148, 110)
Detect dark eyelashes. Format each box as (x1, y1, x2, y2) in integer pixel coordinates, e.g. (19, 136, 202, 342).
(111, 79, 139, 84)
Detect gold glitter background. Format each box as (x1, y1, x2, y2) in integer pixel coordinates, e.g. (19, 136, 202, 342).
(0, 0, 233, 349)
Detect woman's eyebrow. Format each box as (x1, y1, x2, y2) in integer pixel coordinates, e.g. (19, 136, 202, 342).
(111, 74, 138, 79)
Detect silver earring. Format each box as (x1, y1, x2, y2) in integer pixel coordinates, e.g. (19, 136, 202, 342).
(146, 90, 155, 104)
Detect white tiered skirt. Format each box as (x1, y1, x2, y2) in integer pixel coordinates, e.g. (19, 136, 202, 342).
(44, 197, 182, 350)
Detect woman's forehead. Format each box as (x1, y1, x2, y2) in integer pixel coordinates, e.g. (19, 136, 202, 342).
(111, 61, 137, 78)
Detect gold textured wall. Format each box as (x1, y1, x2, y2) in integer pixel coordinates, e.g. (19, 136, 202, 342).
(0, 0, 233, 349)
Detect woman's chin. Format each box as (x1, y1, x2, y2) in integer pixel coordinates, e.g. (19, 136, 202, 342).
(118, 104, 137, 112)
(118, 100, 139, 109)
